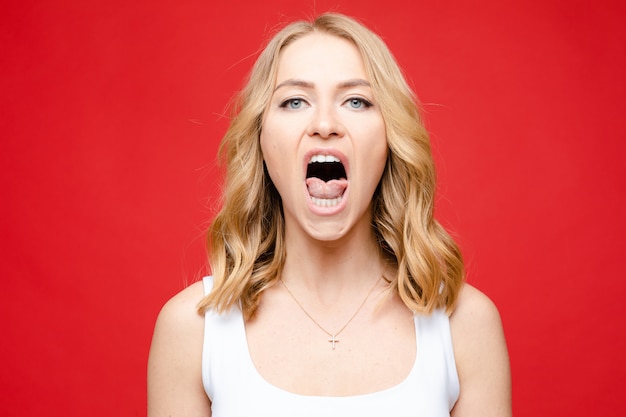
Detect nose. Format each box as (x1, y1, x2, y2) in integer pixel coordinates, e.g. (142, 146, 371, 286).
(306, 104, 345, 139)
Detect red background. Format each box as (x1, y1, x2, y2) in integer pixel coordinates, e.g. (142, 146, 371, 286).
(2, 0, 625, 415)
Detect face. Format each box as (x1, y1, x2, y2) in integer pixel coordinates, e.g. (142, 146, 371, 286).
(260, 32, 387, 242)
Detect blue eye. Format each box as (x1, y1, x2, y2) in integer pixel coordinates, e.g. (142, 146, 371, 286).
(346, 98, 372, 109)
(280, 98, 304, 109)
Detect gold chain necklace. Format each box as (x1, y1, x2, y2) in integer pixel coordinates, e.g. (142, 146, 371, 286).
(280, 276, 381, 350)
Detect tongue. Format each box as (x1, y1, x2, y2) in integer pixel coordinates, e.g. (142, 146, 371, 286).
(306, 178, 348, 199)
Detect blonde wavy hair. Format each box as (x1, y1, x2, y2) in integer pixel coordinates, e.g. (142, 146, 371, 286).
(198, 13, 464, 319)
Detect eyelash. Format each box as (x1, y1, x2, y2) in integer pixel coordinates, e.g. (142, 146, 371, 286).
(345, 97, 373, 109)
(279, 98, 307, 109)
(278, 97, 373, 110)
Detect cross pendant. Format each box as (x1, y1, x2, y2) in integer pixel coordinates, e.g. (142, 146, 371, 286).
(328, 335, 339, 350)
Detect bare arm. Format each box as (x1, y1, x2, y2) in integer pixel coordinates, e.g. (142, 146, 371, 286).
(450, 284, 511, 417)
(148, 281, 212, 417)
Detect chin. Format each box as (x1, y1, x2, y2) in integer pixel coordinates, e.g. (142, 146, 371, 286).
(304, 220, 351, 243)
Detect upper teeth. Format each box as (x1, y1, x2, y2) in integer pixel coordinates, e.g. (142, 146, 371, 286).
(309, 155, 340, 163)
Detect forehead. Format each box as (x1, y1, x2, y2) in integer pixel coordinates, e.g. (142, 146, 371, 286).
(275, 32, 368, 84)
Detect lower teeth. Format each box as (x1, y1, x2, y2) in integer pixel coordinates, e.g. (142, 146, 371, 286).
(311, 196, 342, 207)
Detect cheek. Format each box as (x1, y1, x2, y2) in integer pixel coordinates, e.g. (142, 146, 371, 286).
(260, 125, 290, 195)
(260, 130, 278, 176)
(373, 146, 389, 183)
(369, 124, 388, 162)
(368, 127, 389, 184)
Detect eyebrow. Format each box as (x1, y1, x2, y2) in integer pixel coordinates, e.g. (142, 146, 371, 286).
(273, 78, 371, 92)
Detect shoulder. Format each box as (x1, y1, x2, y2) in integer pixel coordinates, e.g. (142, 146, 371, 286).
(148, 280, 211, 416)
(449, 283, 506, 383)
(155, 280, 206, 330)
(450, 283, 502, 336)
(449, 283, 511, 417)
(149, 281, 207, 362)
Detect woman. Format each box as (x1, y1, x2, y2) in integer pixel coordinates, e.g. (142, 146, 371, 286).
(148, 13, 511, 417)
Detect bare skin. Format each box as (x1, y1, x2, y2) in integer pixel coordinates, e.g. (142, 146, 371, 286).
(147, 32, 511, 417)
(450, 285, 512, 417)
(147, 280, 511, 416)
(147, 282, 211, 417)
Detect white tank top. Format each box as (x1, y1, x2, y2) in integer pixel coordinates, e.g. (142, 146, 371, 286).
(202, 276, 459, 416)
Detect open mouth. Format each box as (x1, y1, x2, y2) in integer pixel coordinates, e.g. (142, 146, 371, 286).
(306, 155, 347, 182)
(305, 154, 348, 208)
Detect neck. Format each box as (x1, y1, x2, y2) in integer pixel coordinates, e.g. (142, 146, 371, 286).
(280, 218, 385, 303)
